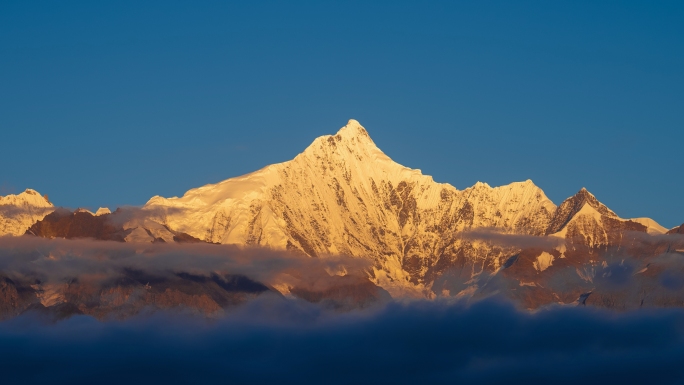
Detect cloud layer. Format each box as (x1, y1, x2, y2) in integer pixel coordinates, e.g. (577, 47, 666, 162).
(2, 233, 684, 383)
(2, 298, 684, 384)
(0, 235, 371, 285)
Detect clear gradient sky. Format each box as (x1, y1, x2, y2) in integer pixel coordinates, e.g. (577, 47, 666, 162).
(1, 1, 682, 227)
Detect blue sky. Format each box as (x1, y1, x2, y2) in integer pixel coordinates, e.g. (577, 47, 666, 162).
(1, 1, 682, 227)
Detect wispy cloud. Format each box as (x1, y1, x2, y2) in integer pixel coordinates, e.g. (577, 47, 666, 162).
(460, 228, 565, 248)
(0, 236, 371, 287)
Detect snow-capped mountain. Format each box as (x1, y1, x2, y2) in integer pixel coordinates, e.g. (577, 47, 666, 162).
(144, 120, 558, 295)
(0, 189, 54, 236)
(0, 119, 681, 311)
(141, 119, 677, 299)
(546, 187, 649, 248)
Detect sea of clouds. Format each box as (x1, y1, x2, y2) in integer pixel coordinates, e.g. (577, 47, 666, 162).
(2, 233, 684, 384)
(2, 297, 684, 384)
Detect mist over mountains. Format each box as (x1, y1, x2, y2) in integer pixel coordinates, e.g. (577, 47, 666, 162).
(2, 119, 684, 385)
(1, 120, 683, 319)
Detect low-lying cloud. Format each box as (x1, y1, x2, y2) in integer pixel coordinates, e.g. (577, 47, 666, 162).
(0, 235, 371, 286)
(1, 231, 684, 383)
(460, 228, 565, 248)
(2, 298, 684, 384)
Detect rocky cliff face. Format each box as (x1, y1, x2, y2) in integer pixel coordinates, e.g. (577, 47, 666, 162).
(546, 188, 620, 235)
(26, 208, 205, 244)
(546, 188, 648, 249)
(668, 224, 684, 235)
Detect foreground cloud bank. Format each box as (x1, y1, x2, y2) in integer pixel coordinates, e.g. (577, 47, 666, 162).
(2, 234, 684, 384)
(0, 235, 388, 319)
(3, 222, 684, 384)
(2, 229, 684, 320)
(2, 299, 684, 385)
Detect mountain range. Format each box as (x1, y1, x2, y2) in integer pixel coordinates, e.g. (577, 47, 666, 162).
(1, 119, 683, 315)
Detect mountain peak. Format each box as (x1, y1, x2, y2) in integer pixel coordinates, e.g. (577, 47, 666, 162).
(334, 119, 372, 142)
(0, 188, 55, 236)
(299, 119, 382, 163)
(1, 188, 53, 207)
(546, 187, 617, 234)
(572, 187, 602, 204)
(95, 207, 112, 216)
(346, 118, 361, 127)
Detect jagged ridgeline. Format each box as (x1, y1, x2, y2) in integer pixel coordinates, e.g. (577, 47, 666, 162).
(143, 120, 559, 296)
(140, 120, 682, 301)
(2, 120, 684, 308)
